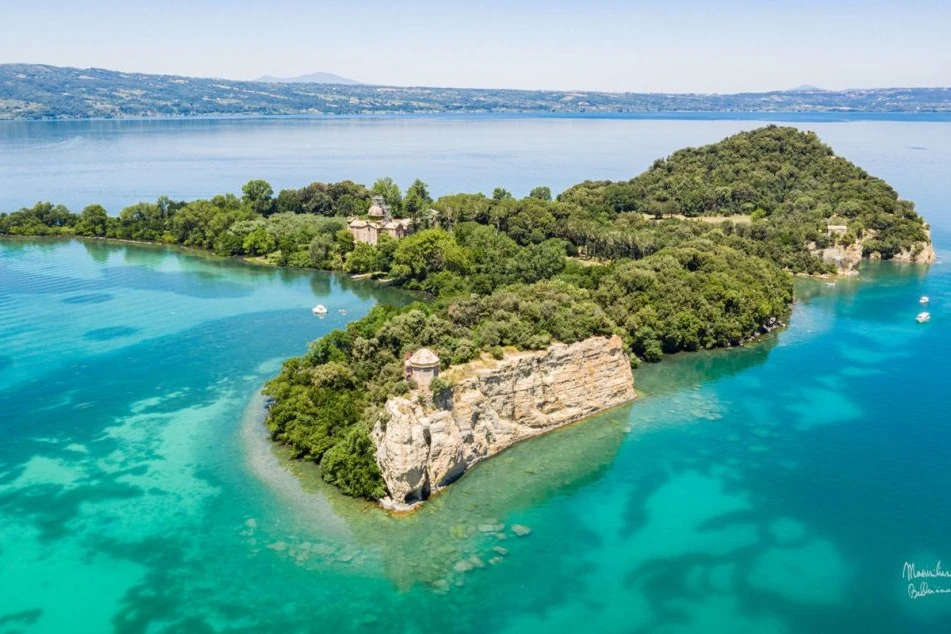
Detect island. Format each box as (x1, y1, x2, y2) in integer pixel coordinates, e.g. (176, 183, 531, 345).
(0, 126, 935, 508)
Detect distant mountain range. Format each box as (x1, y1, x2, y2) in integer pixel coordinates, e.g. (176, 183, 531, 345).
(255, 72, 361, 85)
(1, 64, 949, 120)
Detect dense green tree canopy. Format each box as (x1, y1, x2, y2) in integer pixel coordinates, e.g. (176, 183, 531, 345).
(557, 126, 929, 269)
(241, 179, 275, 216)
(1, 126, 932, 501)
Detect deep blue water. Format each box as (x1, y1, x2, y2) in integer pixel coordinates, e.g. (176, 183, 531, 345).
(0, 116, 950, 633)
(1, 113, 950, 213)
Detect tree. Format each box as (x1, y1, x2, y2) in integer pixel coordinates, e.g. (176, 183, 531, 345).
(529, 186, 552, 201)
(505, 199, 556, 245)
(370, 177, 403, 215)
(335, 228, 355, 255)
(512, 239, 567, 283)
(345, 243, 379, 273)
(169, 200, 216, 246)
(492, 187, 514, 202)
(242, 179, 275, 216)
(77, 204, 108, 237)
(308, 234, 334, 268)
(433, 193, 491, 228)
(375, 233, 398, 271)
(403, 178, 433, 225)
(302, 190, 333, 216)
(275, 188, 303, 214)
(117, 201, 166, 241)
(391, 229, 471, 282)
(242, 226, 277, 256)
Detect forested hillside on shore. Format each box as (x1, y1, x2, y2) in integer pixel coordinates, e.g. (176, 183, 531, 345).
(2, 64, 950, 119)
(2, 126, 933, 499)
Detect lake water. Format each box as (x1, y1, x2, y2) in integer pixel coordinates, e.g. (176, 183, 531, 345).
(1, 115, 950, 633)
(1, 113, 950, 214)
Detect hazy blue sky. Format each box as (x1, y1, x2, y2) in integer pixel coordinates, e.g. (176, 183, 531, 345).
(2, 0, 949, 92)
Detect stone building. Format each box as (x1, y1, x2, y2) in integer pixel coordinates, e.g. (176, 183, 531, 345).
(347, 196, 414, 245)
(367, 196, 387, 218)
(405, 348, 440, 389)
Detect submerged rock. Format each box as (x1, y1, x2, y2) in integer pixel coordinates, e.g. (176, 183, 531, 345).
(478, 523, 504, 533)
(511, 524, 532, 537)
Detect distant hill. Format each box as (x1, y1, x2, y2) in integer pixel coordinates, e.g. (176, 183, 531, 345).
(787, 84, 825, 92)
(256, 72, 361, 85)
(0, 64, 949, 120)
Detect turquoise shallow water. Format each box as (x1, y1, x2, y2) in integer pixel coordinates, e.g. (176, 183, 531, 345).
(2, 118, 951, 632)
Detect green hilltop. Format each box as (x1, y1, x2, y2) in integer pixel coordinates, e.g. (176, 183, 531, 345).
(1, 126, 934, 499)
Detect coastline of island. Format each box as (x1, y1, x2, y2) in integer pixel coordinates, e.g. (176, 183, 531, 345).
(1, 126, 934, 509)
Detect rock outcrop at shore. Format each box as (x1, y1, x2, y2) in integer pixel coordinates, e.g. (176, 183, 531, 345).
(371, 335, 636, 510)
(811, 229, 936, 275)
(814, 242, 864, 275)
(891, 230, 937, 264)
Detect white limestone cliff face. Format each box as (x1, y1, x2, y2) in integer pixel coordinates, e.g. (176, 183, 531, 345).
(812, 242, 864, 275)
(890, 229, 937, 264)
(371, 335, 636, 510)
(810, 228, 936, 275)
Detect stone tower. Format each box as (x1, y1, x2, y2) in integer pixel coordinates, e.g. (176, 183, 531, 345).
(405, 348, 440, 389)
(368, 196, 390, 219)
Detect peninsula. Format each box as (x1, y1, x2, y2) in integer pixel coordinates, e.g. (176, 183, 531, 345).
(0, 127, 934, 507)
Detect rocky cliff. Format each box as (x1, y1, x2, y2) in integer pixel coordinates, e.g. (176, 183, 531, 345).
(813, 242, 864, 275)
(890, 229, 937, 264)
(371, 335, 636, 510)
(810, 228, 936, 275)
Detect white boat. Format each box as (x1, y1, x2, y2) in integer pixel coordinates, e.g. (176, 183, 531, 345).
(312, 304, 328, 316)
(920, 296, 930, 304)
(916, 312, 931, 323)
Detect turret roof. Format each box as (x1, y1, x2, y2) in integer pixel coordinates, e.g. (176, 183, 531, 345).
(407, 348, 440, 367)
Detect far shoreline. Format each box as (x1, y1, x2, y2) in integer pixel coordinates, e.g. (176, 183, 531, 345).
(4, 110, 951, 125)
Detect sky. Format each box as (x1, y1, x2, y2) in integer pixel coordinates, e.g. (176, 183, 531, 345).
(2, 0, 949, 93)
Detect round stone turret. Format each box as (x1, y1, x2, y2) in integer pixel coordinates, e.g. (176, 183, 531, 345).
(368, 196, 387, 218)
(405, 348, 440, 389)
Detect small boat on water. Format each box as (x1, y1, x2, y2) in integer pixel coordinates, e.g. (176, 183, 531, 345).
(312, 304, 328, 316)
(338, 309, 347, 315)
(916, 311, 931, 324)
(825, 282, 836, 287)
(920, 296, 930, 304)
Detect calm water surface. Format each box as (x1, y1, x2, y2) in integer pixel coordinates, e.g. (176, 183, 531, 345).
(0, 113, 950, 212)
(1, 116, 950, 633)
